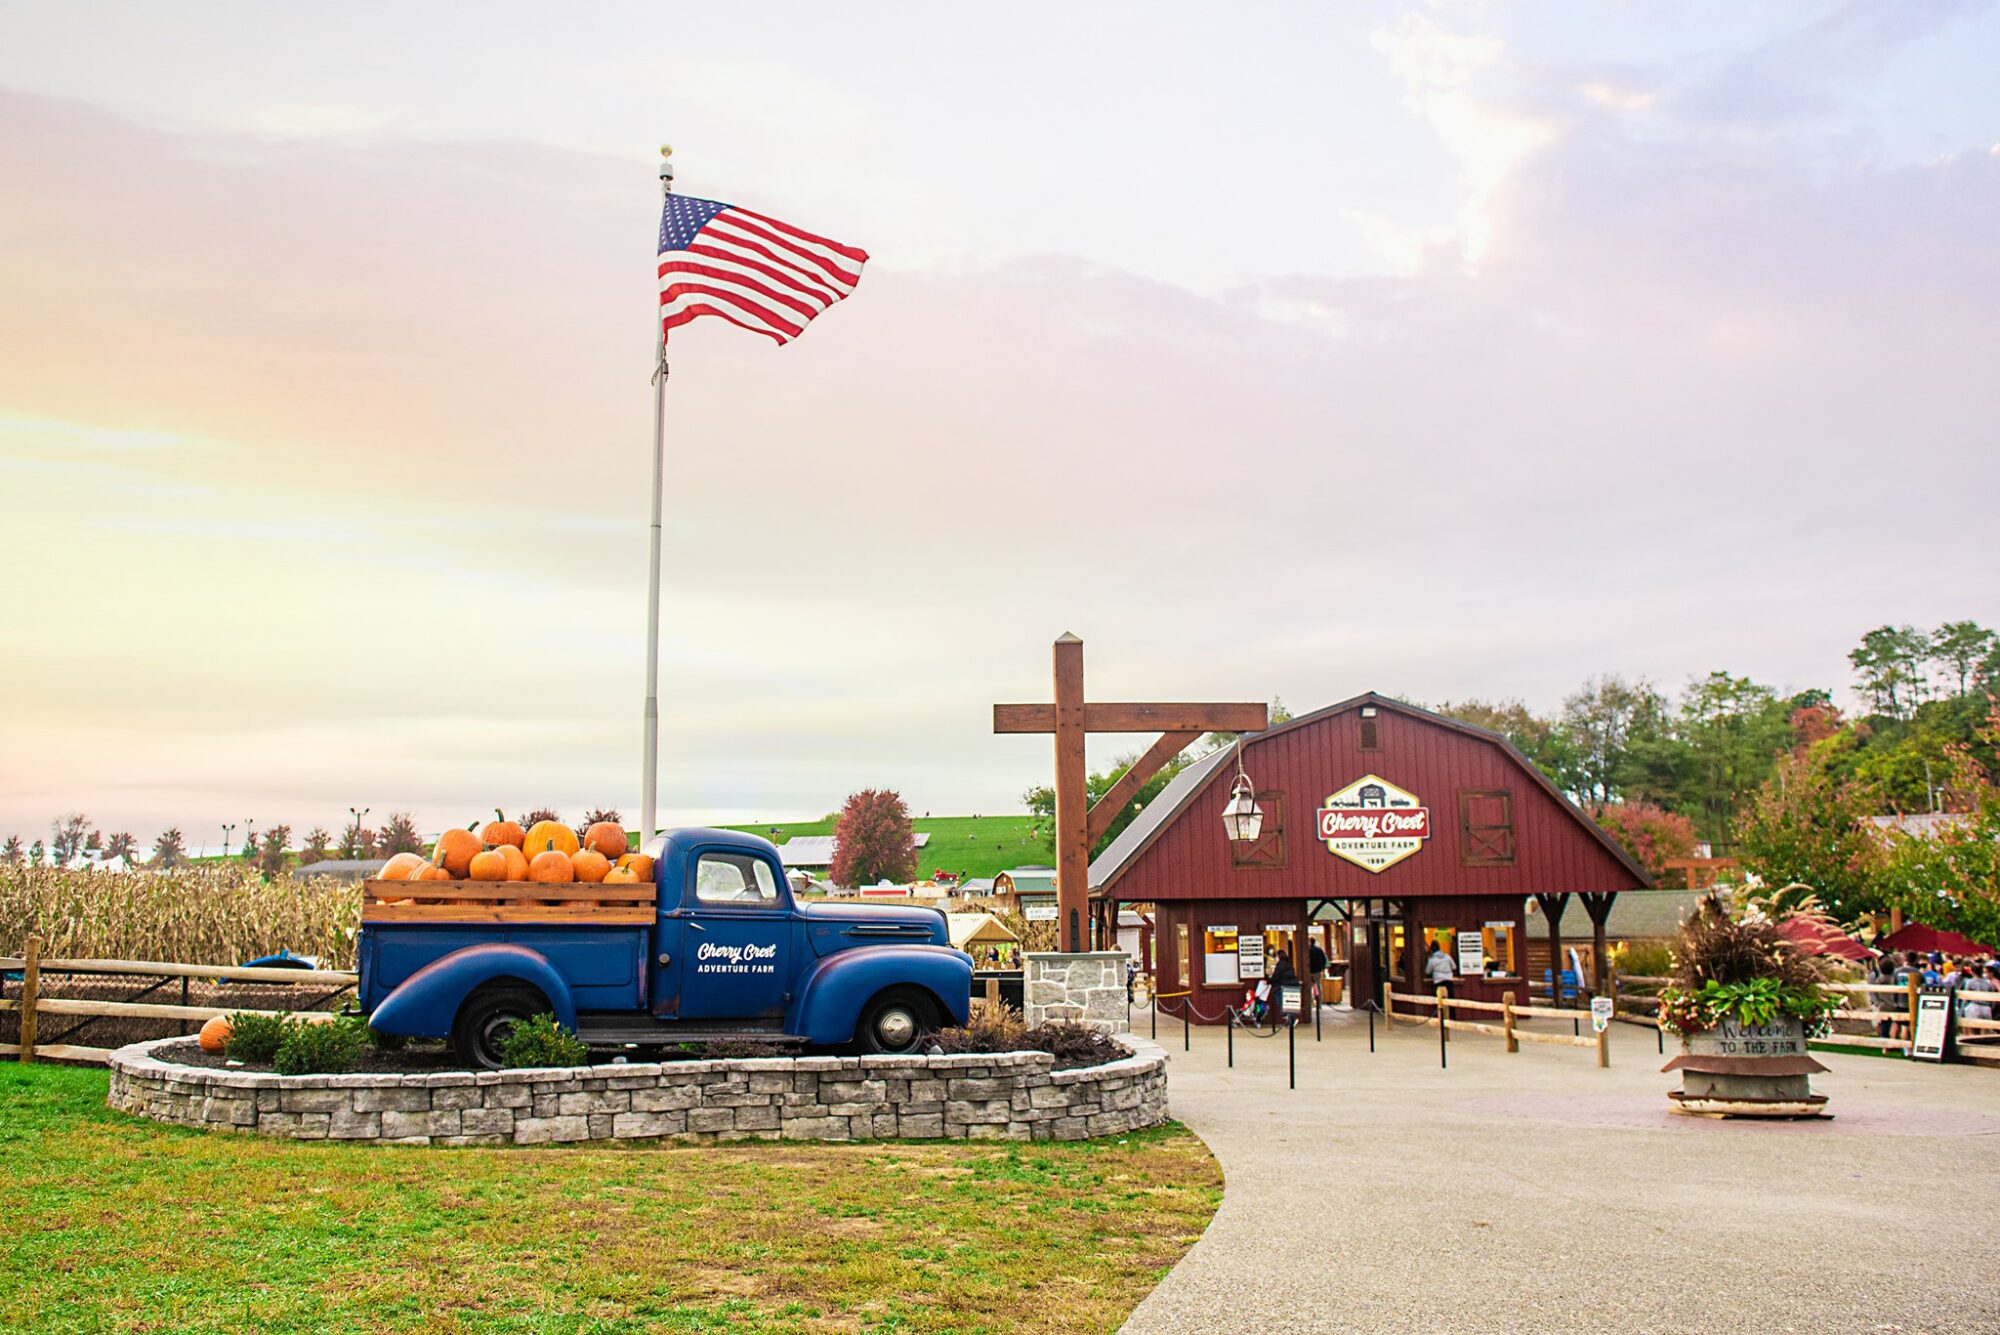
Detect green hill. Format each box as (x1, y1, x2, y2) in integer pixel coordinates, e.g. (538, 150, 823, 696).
(719, 814, 1045, 882)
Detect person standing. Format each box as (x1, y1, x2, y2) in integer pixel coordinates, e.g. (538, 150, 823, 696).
(1958, 962, 1998, 1022)
(1425, 938, 1457, 991)
(1308, 937, 1330, 1011)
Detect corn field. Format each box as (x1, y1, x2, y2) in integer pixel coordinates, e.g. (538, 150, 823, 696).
(1, 865, 360, 968)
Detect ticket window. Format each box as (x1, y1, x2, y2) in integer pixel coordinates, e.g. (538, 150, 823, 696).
(1481, 922, 1516, 976)
(1202, 926, 1241, 986)
(1387, 922, 1408, 982)
(1263, 925, 1297, 978)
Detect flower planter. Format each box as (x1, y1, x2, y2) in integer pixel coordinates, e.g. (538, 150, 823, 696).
(1662, 1014, 1830, 1118)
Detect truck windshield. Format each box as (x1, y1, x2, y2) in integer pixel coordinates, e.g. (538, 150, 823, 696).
(694, 852, 780, 906)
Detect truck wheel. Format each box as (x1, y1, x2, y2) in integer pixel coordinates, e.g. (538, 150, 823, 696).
(854, 989, 935, 1055)
(452, 985, 548, 1071)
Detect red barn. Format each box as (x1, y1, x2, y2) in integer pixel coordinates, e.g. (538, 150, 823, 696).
(1090, 693, 1650, 1021)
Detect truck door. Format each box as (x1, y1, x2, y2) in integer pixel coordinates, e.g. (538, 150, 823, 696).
(672, 848, 793, 1022)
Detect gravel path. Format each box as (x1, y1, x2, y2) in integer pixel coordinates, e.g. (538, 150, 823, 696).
(1121, 1009, 2000, 1334)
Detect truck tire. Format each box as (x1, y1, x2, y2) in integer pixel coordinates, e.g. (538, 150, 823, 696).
(451, 985, 549, 1071)
(854, 988, 936, 1055)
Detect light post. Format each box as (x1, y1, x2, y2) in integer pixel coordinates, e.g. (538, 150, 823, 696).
(350, 807, 369, 858)
(220, 823, 235, 861)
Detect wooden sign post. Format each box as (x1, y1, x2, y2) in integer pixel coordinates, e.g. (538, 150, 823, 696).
(995, 634, 1266, 952)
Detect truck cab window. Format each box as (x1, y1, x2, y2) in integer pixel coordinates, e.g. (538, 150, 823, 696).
(694, 852, 780, 905)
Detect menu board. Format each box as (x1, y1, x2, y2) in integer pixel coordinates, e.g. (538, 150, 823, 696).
(1456, 933, 1484, 977)
(1912, 991, 1952, 1062)
(1238, 935, 1266, 980)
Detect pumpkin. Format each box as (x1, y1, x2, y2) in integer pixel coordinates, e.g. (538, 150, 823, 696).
(198, 1014, 233, 1053)
(480, 811, 526, 849)
(572, 848, 612, 883)
(583, 821, 628, 860)
(378, 852, 426, 881)
(528, 849, 575, 883)
(497, 843, 531, 881)
(616, 853, 655, 881)
(413, 861, 453, 882)
(523, 820, 580, 859)
(433, 827, 482, 877)
(467, 847, 511, 882)
(603, 865, 640, 884)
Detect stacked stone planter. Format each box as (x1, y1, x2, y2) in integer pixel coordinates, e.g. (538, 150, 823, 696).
(1662, 1014, 1829, 1118)
(1024, 951, 1130, 1032)
(106, 1035, 1169, 1146)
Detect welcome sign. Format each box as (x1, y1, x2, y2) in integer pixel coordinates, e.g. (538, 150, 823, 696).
(1318, 774, 1432, 873)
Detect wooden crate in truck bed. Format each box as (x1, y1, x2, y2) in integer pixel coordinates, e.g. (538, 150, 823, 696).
(360, 880, 656, 925)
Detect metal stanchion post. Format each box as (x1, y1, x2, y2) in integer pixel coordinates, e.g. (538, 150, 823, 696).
(1315, 995, 1321, 1042)
(1151, 998, 1157, 1042)
(1368, 1003, 1375, 1053)
(1288, 1017, 1296, 1089)
(1227, 1008, 1234, 1068)
(1184, 1001, 1190, 1052)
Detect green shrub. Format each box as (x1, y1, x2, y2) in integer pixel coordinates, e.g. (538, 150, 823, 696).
(272, 1019, 366, 1076)
(222, 1011, 292, 1063)
(499, 1013, 589, 1069)
(1615, 941, 1675, 980)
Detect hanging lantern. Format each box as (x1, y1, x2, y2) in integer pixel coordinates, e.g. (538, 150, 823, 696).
(1221, 743, 1264, 842)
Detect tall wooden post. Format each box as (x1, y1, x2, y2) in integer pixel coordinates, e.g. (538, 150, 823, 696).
(1051, 634, 1089, 952)
(18, 935, 41, 1064)
(1502, 990, 1518, 1053)
(1535, 892, 1570, 1006)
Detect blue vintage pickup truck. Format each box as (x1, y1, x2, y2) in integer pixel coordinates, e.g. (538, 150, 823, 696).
(358, 828, 973, 1068)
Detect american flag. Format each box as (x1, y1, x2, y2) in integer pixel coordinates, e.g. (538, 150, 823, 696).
(658, 194, 867, 346)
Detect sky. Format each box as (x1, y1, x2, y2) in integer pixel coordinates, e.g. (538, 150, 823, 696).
(1, 2, 1997, 845)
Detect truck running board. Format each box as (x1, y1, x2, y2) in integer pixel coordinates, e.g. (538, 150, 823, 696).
(575, 1017, 808, 1047)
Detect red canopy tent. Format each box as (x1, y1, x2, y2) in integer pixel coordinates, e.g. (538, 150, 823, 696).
(1876, 922, 1997, 957)
(1777, 916, 1876, 962)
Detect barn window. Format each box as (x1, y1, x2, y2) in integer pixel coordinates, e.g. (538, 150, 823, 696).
(1359, 716, 1380, 750)
(1458, 789, 1515, 866)
(1230, 791, 1286, 869)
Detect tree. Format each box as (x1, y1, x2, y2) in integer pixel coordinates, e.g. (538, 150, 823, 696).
(1202, 698, 1294, 752)
(1932, 621, 1998, 697)
(1023, 742, 1200, 861)
(1436, 697, 1579, 791)
(1674, 671, 1791, 839)
(29, 839, 45, 867)
(240, 827, 259, 862)
(1850, 625, 1932, 720)
(49, 812, 93, 867)
(337, 815, 375, 860)
(150, 828, 188, 869)
(1877, 709, 2000, 946)
(830, 789, 917, 888)
(1558, 677, 1669, 804)
(1735, 753, 1886, 923)
(258, 825, 293, 878)
(301, 827, 333, 864)
(1, 836, 22, 866)
(1590, 801, 1699, 881)
(101, 831, 138, 867)
(377, 813, 424, 856)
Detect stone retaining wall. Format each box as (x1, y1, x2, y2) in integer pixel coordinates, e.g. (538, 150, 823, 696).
(105, 1036, 1169, 1146)
(1024, 951, 1130, 1032)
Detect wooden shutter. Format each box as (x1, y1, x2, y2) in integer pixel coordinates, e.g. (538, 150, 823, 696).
(1231, 792, 1287, 869)
(1458, 789, 1515, 866)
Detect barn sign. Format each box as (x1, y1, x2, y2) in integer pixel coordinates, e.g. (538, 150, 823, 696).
(1318, 774, 1432, 873)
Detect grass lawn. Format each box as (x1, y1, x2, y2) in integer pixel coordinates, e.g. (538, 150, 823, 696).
(721, 817, 1047, 883)
(2, 1064, 1218, 1335)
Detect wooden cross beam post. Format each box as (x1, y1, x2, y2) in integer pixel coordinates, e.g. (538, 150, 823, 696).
(995, 634, 1267, 952)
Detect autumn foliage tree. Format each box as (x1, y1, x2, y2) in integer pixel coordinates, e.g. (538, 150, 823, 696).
(1590, 801, 1698, 881)
(831, 789, 917, 888)
(1736, 753, 1886, 923)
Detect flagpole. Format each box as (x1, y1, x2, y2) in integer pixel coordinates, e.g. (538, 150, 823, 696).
(641, 143, 673, 848)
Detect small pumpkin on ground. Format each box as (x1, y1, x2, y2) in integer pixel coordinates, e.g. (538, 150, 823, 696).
(497, 843, 530, 881)
(467, 847, 511, 882)
(198, 1014, 233, 1053)
(480, 811, 526, 849)
(572, 848, 612, 883)
(523, 820, 580, 859)
(412, 861, 453, 882)
(378, 852, 426, 881)
(616, 853, 655, 881)
(528, 849, 575, 883)
(583, 821, 628, 860)
(433, 827, 482, 877)
(603, 865, 640, 884)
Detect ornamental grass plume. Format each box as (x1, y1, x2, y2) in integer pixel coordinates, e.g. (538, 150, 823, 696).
(1658, 893, 1839, 1037)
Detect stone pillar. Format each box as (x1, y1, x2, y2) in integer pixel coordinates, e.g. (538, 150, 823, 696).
(1024, 951, 1131, 1033)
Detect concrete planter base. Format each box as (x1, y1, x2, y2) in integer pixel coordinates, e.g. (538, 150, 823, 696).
(1662, 1015, 1831, 1119)
(106, 1034, 1170, 1146)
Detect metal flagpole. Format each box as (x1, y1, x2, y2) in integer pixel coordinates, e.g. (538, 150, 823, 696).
(641, 144, 674, 847)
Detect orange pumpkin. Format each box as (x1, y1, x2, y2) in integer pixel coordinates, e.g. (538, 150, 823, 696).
(572, 848, 611, 883)
(616, 853, 655, 882)
(378, 852, 426, 881)
(480, 811, 526, 849)
(603, 865, 640, 884)
(433, 827, 482, 878)
(413, 861, 453, 882)
(198, 1014, 233, 1053)
(497, 843, 531, 881)
(528, 849, 575, 883)
(523, 820, 580, 858)
(583, 821, 628, 860)
(467, 848, 511, 882)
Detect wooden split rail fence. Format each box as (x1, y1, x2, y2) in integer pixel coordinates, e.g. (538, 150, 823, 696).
(1600, 975, 2000, 1060)
(2, 936, 358, 1066)
(1383, 983, 1610, 1067)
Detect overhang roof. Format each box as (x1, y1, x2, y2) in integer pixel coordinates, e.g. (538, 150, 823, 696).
(1090, 692, 1654, 894)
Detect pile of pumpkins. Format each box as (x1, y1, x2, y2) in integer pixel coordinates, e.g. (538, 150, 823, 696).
(376, 814, 654, 886)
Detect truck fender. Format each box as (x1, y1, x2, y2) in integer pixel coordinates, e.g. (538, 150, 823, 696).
(368, 943, 577, 1040)
(790, 945, 973, 1046)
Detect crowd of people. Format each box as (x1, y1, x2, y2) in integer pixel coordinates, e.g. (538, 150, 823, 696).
(1868, 950, 2000, 1035)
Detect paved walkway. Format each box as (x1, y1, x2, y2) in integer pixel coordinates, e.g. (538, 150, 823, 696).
(1120, 1009, 2000, 1334)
